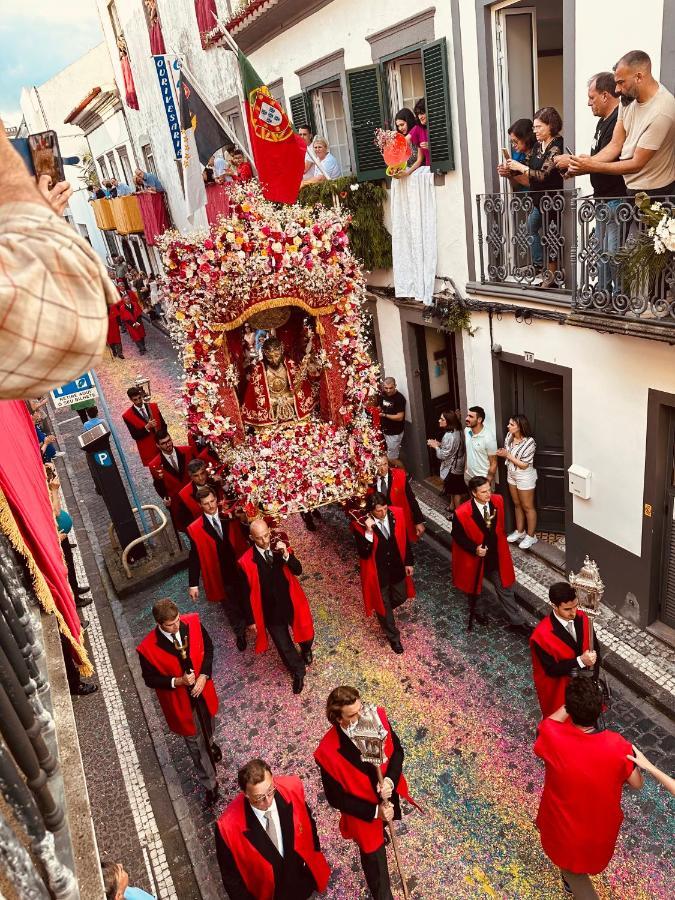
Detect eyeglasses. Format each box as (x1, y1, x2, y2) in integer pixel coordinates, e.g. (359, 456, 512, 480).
(249, 785, 276, 805)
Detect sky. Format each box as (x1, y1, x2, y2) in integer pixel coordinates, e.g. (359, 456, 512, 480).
(0, 0, 104, 126)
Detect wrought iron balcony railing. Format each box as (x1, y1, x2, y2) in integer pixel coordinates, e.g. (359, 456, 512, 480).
(476, 190, 675, 327)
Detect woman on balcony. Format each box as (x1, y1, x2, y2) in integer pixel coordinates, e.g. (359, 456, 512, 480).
(505, 107, 564, 289)
(498, 118, 536, 193)
(496, 414, 538, 549)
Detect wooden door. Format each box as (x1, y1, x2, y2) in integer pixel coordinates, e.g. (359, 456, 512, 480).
(659, 418, 675, 628)
(504, 364, 565, 533)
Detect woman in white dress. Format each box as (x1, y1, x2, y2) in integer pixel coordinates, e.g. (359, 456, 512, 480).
(496, 414, 538, 549)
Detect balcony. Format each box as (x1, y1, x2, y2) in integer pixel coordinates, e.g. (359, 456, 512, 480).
(474, 191, 675, 338)
(224, 0, 335, 54)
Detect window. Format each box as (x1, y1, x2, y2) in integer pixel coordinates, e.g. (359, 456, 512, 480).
(142, 144, 157, 176)
(117, 146, 133, 183)
(97, 156, 109, 180)
(386, 53, 425, 117)
(77, 224, 91, 245)
(107, 152, 120, 181)
(103, 231, 118, 258)
(311, 86, 351, 175)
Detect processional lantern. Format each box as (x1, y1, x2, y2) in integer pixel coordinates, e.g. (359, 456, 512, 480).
(568, 555, 605, 614)
(134, 374, 151, 401)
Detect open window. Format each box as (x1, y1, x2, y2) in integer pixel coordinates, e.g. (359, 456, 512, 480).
(141, 144, 157, 176)
(310, 84, 352, 175)
(117, 146, 133, 184)
(97, 156, 109, 180)
(106, 152, 120, 181)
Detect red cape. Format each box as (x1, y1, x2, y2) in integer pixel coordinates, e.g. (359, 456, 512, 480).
(136, 612, 218, 736)
(369, 467, 418, 543)
(216, 775, 330, 899)
(535, 718, 634, 874)
(451, 494, 515, 593)
(122, 401, 163, 466)
(187, 516, 232, 602)
(239, 546, 314, 653)
(314, 707, 416, 853)
(118, 293, 145, 341)
(530, 612, 591, 717)
(107, 301, 122, 345)
(351, 506, 415, 617)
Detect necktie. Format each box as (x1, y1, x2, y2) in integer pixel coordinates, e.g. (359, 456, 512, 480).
(567, 620, 576, 640)
(265, 549, 273, 565)
(211, 516, 223, 539)
(138, 406, 148, 421)
(379, 519, 390, 540)
(378, 477, 386, 495)
(265, 810, 281, 853)
(483, 505, 490, 524)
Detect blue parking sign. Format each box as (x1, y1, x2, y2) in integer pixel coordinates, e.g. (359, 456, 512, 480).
(51, 372, 98, 409)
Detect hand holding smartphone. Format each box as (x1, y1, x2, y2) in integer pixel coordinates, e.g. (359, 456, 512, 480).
(501, 147, 511, 161)
(27, 131, 65, 186)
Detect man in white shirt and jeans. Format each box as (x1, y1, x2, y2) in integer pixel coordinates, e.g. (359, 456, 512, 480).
(464, 406, 498, 484)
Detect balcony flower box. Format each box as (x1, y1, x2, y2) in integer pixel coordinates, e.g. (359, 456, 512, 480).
(90, 198, 116, 231)
(136, 192, 170, 245)
(110, 195, 145, 235)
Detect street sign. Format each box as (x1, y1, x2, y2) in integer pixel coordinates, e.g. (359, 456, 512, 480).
(51, 372, 99, 409)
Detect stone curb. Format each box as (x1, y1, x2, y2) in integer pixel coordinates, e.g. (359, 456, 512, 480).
(51, 408, 219, 900)
(421, 513, 675, 722)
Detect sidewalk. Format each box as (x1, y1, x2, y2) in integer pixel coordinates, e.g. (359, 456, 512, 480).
(413, 479, 675, 721)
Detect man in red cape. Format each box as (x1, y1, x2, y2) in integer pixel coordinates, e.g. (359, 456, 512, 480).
(215, 757, 330, 900)
(106, 299, 124, 359)
(451, 476, 531, 634)
(352, 492, 415, 655)
(369, 454, 425, 542)
(177, 458, 249, 553)
(187, 487, 253, 651)
(239, 517, 314, 695)
(530, 582, 599, 718)
(137, 598, 221, 804)
(122, 385, 166, 466)
(535, 676, 643, 897)
(315, 685, 416, 900)
(149, 428, 200, 532)
(117, 282, 147, 354)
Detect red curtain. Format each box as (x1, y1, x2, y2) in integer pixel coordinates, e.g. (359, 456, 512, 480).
(121, 56, 140, 110)
(136, 192, 170, 245)
(205, 183, 230, 226)
(195, 0, 218, 48)
(149, 20, 166, 55)
(0, 401, 89, 672)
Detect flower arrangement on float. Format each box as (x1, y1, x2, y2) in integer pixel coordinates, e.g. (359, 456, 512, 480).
(159, 183, 382, 517)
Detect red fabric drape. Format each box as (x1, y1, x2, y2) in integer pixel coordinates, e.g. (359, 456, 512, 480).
(149, 20, 166, 55)
(205, 183, 230, 226)
(136, 192, 170, 245)
(195, 0, 218, 48)
(0, 401, 88, 671)
(121, 56, 140, 110)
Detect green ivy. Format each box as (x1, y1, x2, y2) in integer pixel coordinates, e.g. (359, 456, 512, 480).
(438, 298, 474, 335)
(298, 176, 392, 271)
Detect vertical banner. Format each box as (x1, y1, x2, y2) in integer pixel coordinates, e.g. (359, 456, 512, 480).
(153, 55, 182, 159)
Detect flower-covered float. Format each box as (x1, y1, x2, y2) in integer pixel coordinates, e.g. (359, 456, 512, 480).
(161, 184, 383, 518)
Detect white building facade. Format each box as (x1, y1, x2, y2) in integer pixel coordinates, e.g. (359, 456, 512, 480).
(91, 0, 675, 633)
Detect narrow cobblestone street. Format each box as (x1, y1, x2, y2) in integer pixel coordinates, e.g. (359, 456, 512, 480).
(53, 323, 674, 900)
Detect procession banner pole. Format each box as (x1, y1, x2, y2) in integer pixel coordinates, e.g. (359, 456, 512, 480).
(174, 630, 217, 769)
(374, 763, 410, 899)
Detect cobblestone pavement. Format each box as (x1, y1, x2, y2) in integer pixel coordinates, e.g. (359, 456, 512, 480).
(59, 324, 674, 900)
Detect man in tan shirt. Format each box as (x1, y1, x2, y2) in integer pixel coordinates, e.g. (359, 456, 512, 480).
(568, 50, 675, 196)
(0, 119, 114, 399)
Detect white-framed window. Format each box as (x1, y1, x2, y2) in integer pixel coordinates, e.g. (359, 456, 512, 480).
(311, 85, 351, 175)
(97, 156, 109, 180)
(107, 151, 120, 180)
(141, 144, 157, 176)
(386, 52, 424, 118)
(117, 146, 133, 183)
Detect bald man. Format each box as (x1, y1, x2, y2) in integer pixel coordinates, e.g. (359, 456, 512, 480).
(568, 49, 675, 196)
(238, 519, 315, 694)
(379, 378, 406, 459)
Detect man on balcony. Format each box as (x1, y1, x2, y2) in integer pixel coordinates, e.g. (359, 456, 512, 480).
(557, 72, 624, 293)
(568, 50, 675, 198)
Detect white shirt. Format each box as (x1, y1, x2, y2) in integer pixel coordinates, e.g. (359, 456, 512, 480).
(250, 799, 284, 856)
(473, 499, 491, 521)
(159, 626, 184, 689)
(306, 152, 342, 180)
(364, 514, 390, 542)
(162, 449, 179, 471)
(213, 157, 227, 177)
(553, 611, 586, 668)
(376, 474, 389, 495)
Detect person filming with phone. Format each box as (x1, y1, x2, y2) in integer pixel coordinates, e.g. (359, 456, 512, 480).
(0, 118, 114, 400)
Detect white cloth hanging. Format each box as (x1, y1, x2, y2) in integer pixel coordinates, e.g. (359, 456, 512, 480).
(390, 166, 437, 306)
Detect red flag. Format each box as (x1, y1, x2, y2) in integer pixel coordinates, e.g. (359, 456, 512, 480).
(237, 50, 305, 204)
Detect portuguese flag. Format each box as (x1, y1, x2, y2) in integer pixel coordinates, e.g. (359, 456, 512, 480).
(237, 50, 306, 204)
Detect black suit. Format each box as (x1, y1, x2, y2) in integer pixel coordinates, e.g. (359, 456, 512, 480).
(188, 514, 253, 636)
(137, 622, 217, 790)
(354, 511, 413, 644)
(533, 612, 602, 677)
(214, 790, 321, 900)
(372, 471, 424, 525)
(151, 448, 189, 499)
(318, 723, 405, 900)
(252, 548, 311, 677)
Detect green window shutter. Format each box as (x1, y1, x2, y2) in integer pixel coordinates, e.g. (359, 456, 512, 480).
(422, 38, 454, 173)
(346, 65, 386, 182)
(289, 92, 315, 133)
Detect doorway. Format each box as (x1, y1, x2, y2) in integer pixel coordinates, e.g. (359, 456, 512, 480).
(414, 326, 460, 475)
(659, 414, 675, 628)
(499, 361, 565, 533)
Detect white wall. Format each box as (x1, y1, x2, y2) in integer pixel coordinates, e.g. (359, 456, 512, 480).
(467, 303, 675, 556)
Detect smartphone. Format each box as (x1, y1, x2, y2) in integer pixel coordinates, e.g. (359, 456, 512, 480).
(28, 130, 65, 186)
(501, 147, 511, 160)
(565, 145, 574, 155)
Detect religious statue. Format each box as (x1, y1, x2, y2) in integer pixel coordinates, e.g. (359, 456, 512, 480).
(240, 335, 320, 429)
